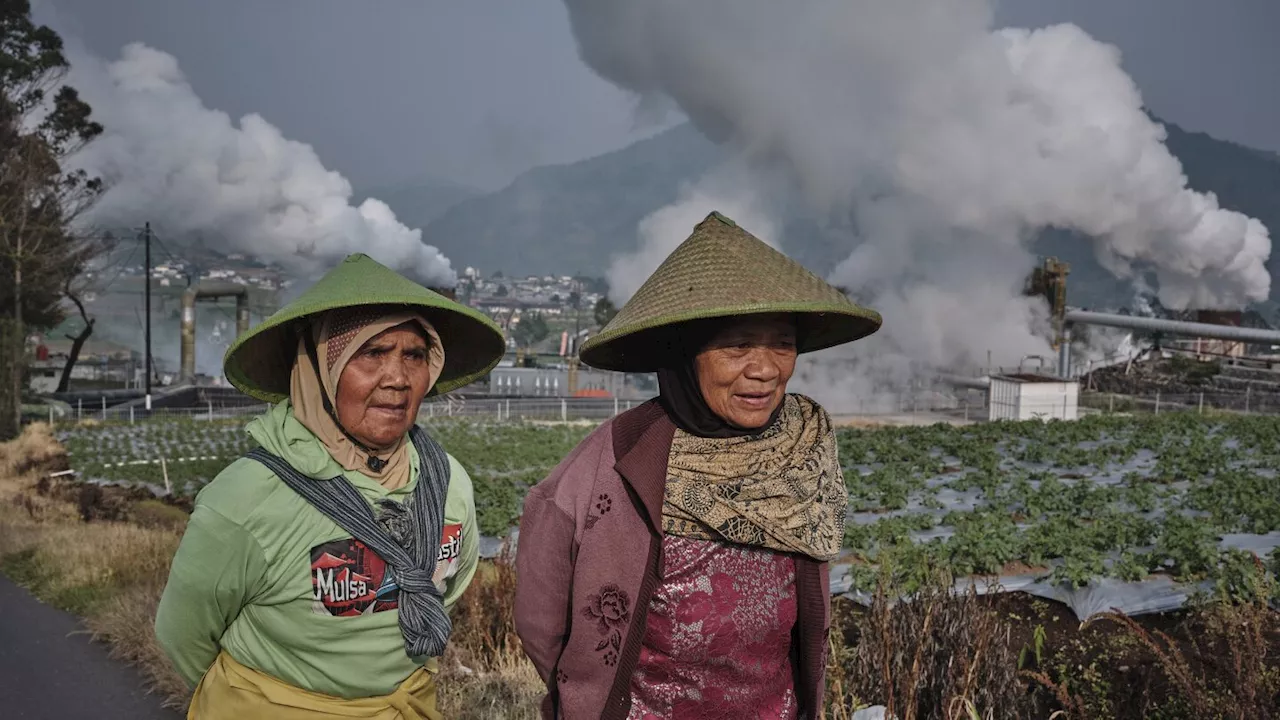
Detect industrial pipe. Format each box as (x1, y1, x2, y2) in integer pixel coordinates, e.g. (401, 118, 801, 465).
(1064, 310, 1280, 345)
(181, 283, 251, 383)
(936, 373, 991, 390)
(1060, 309, 1280, 379)
(1058, 325, 1073, 378)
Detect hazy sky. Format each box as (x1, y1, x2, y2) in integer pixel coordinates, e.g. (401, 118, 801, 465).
(37, 0, 1280, 193)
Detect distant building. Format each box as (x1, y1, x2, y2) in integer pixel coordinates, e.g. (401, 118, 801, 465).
(486, 366, 644, 399)
(1166, 309, 1277, 358)
(988, 374, 1079, 422)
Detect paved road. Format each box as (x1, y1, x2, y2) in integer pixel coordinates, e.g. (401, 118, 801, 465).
(0, 574, 181, 719)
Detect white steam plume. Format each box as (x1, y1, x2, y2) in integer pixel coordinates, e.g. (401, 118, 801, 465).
(607, 164, 779, 300)
(577, 0, 1271, 409)
(66, 42, 455, 287)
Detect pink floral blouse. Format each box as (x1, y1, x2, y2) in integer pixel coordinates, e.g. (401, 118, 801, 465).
(626, 535, 799, 719)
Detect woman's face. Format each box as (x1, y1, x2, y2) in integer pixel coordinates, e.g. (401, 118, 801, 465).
(335, 324, 434, 449)
(693, 314, 798, 429)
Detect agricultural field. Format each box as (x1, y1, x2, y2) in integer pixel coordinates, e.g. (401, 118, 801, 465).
(836, 413, 1280, 601)
(55, 415, 592, 535)
(58, 418, 258, 495)
(55, 410, 1280, 602)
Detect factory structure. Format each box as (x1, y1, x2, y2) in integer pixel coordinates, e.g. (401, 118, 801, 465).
(933, 257, 1280, 422)
(30, 252, 1280, 423)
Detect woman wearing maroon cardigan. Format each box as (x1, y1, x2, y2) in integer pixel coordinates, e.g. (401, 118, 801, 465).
(514, 212, 882, 720)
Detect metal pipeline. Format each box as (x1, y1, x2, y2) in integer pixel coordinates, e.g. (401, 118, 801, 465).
(936, 373, 992, 390)
(1060, 309, 1280, 378)
(1064, 310, 1280, 345)
(181, 283, 251, 383)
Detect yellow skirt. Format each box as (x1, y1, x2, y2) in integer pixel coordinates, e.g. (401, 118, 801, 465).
(188, 651, 442, 720)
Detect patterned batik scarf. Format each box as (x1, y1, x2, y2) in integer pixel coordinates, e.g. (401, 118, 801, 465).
(661, 394, 847, 562)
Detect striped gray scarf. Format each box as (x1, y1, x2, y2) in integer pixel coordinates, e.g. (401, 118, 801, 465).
(246, 425, 453, 658)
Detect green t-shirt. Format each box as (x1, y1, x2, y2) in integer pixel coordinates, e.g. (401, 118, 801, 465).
(154, 401, 478, 698)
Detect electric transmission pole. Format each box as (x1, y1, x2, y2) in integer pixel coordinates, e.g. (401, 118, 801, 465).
(143, 222, 152, 411)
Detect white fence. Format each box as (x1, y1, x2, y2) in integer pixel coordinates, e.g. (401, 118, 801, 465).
(43, 388, 1280, 428)
(47, 396, 653, 426)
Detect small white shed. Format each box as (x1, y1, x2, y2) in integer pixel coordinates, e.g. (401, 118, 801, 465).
(988, 373, 1079, 422)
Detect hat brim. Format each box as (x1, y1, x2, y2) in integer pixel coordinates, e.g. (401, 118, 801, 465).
(579, 304, 882, 373)
(225, 303, 505, 402)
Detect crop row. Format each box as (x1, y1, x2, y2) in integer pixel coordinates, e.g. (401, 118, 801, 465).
(57, 410, 1280, 595)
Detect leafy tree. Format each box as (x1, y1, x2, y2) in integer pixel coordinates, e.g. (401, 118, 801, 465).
(0, 0, 105, 436)
(512, 311, 550, 349)
(594, 296, 618, 328)
(495, 284, 508, 298)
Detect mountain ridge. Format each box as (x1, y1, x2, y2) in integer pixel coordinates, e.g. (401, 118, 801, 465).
(381, 117, 1280, 308)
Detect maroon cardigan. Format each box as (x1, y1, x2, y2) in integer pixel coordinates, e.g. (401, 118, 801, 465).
(514, 400, 831, 720)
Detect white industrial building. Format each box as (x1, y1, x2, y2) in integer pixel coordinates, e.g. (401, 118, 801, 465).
(988, 373, 1079, 422)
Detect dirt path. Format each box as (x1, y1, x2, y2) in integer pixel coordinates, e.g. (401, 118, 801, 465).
(0, 573, 180, 719)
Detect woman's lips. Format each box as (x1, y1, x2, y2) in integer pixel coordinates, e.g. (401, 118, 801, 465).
(370, 404, 407, 418)
(733, 392, 773, 409)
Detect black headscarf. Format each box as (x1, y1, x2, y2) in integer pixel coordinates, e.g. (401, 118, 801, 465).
(655, 319, 787, 438)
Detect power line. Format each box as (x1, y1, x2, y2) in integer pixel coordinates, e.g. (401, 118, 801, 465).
(88, 241, 140, 293)
(148, 231, 185, 269)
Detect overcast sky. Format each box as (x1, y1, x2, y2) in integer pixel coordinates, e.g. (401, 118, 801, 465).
(37, 0, 1280, 193)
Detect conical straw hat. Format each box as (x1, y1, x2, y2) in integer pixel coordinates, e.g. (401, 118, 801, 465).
(580, 211, 881, 372)
(223, 253, 505, 402)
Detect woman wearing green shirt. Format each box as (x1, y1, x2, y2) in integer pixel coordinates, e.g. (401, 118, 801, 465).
(154, 254, 505, 719)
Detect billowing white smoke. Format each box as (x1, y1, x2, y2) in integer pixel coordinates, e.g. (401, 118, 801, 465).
(66, 42, 455, 288)
(579, 0, 1271, 410)
(607, 163, 780, 300)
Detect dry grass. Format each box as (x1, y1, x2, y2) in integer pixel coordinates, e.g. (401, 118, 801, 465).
(825, 566, 1022, 720)
(438, 545, 544, 720)
(0, 421, 67, 477)
(86, 573, 190, 708)
(0, 424, 190, 708)
(1081, 569, 1280, 720)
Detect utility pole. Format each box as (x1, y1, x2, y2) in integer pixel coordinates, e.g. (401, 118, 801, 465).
(572, 273, 581, 356)
(143, 222, 152, 411)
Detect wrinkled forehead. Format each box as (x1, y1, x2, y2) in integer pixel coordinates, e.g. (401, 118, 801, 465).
(363, 321, 431, 348)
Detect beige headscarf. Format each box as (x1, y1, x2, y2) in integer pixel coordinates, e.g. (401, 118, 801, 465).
(289, 307, 445, 490)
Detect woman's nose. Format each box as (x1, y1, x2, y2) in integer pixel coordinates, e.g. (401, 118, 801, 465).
(381, 356, 411, 388)
(743, 348, 781, 381)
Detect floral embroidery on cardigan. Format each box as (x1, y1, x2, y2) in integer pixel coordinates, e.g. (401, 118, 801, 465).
(582, 583, 630, 665)
(585, 493, 613, 530)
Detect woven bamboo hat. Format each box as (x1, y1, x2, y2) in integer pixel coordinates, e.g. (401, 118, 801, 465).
(223, 253, 505, 402)
(580, 211, 882, 372)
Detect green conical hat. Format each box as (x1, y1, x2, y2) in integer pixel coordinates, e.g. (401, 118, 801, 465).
(224, 253, 505, 402)
(580, 212, 882, 372)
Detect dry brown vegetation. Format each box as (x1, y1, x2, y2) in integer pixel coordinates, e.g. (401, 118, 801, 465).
(2, 423, 1276, 719)
(825, 568, 1022, 720)
(826, 560, 1279, 720)
(439, 547, 544, 719)
(0, 423, 188, 707)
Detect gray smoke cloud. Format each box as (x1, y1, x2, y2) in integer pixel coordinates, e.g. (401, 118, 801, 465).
(65, 42, 456, 288)
(578, 0, 1272, 410)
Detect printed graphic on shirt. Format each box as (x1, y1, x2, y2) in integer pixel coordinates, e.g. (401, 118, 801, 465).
(310, 522, 465, 616)
(434, 523, 463, 590)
